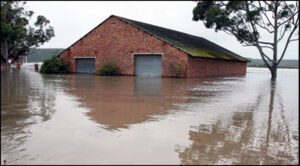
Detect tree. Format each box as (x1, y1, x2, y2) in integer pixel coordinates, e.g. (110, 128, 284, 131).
(40, 56, 68, 74)
(193, 1, 299, 80)
(1, 1, 54, 70)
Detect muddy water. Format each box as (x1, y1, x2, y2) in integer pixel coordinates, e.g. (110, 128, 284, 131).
(1, 65, 298, 165)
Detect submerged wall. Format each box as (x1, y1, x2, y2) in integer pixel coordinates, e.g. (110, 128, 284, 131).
(188, 57, 247, 77)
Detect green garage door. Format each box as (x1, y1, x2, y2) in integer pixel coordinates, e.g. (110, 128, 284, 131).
(76, 58, 95, 74)
(135, 54, 162, 77)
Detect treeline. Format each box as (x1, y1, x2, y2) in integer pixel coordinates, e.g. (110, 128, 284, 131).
(247, 58, 299, 68)
(21, 48, 64, 62)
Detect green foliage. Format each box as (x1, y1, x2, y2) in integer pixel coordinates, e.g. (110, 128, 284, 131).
(96, 60, 120, 76)
(193, 1, 263, 43)
(192, 1, 298, 44)
(1, 1, 54, 64)
(40, 56, 68, 74)
(192, 1, 299, 79)
(170, 63, 183, 77)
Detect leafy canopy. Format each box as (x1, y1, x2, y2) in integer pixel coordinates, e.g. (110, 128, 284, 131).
(1, 1, 55, 62)
(193, 1, 298, 44)
(192, 1, 299, 79)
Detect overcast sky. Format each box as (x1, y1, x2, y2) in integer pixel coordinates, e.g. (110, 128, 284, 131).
(25, 1, 299, 60)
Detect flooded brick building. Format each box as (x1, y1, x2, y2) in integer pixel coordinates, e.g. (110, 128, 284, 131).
(59, 15, 249, 77)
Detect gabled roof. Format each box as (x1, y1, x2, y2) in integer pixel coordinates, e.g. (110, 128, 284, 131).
(59, 15, 249, 62)
(115, 15, 249, 62)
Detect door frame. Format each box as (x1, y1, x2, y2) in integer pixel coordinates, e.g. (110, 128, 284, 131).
(75, 57, 96, 74)
(133, 53, 163, 77)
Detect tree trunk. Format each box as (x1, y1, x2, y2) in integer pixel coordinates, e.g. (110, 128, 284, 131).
(272, 2, 278, 81)
(3, 40, 10, 70)
(270, 65, 277, 80)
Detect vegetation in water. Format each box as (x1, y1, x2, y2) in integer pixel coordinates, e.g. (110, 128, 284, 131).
(96, 59, 120, 76)
(40, 56, 68, 74)
(170, 63, 184, 77)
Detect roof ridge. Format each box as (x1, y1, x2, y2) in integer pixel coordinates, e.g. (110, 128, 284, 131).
(115, 15, 207, 40)
(114, 15, 249, 62)
(58, 15, 249, 62)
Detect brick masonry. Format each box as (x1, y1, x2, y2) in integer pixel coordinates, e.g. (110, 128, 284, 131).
(188, 57, 247, 77)
(60, 16, 247, 78)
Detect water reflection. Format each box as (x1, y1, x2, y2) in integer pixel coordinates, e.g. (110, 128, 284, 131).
(176, 79, 298, 165)
(134, 77, 161, 96)
(1, 66, 64, 162)
(65, 75, 223, 130)
(1, 67, 298, 164)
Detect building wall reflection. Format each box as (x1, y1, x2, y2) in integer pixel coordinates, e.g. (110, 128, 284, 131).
(65, 75, 219, 130)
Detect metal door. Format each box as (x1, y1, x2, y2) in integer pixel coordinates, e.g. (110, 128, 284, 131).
(76, 58, 95, 74)
(134, 54, 162, 77)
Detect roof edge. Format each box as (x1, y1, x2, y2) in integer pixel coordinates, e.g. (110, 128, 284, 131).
(58, 15, 250, 62)
(114, 15, 194, 58)
(114, 15, 249, 62)
(57, 15, 116, 57)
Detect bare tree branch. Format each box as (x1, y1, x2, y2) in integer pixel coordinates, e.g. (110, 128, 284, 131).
(277, 17, 299, 65)
(256, 45, 272, 69)
(263, 0, 271, 7)
(283, 1, 296, 23)
(245, 1, 276, 67)
(278, 10, 299, 27)
(257, 41, 274, 46)
(290, 39, 299, 42)
(260, 51, 274, 63)
(256, 22, 274, 33)
(261, 46, 274, 50)
(244, 43, 274, 63)
(241, 1, 276, 67)
(277, 22, 290, 43)
(260, 1, 276, 28)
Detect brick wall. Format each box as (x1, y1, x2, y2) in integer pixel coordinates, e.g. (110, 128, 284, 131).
(60, 16, 246, 78)
(187, 56, 247, 77)
(60, 16, 189, 77)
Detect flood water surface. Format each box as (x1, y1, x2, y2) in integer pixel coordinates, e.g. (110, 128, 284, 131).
(1, 66, 298, 164)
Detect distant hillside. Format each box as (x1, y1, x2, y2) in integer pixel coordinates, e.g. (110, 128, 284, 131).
(21, 48, 64, 62)
(247, 58, 299, 68)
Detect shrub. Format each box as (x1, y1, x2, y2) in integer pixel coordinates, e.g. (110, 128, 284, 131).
(96, 59, 120, 76)
(40, 56, 68, 74)
(170, 63, 183, 77)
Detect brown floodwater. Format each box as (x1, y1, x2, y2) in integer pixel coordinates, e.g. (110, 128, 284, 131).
(1, 65, 298, 165)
